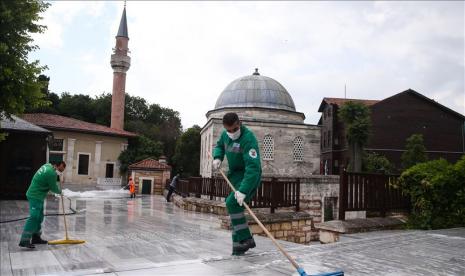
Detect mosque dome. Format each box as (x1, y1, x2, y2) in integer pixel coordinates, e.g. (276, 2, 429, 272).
(214, 69, 296, 111)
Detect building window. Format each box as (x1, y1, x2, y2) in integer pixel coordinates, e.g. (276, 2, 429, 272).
(334, 136, 339, 146)
(105, 163, 114, 178)
(78, 154, 90, 175)
(328, 131, 331, 146)
(50, 138, 64, 151)
(328, 106, 332, 117)
(262, 134, 274, 160)
(293, 136, 304, 162)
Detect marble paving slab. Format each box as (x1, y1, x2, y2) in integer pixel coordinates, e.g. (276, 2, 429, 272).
(1, 196, 464, 275)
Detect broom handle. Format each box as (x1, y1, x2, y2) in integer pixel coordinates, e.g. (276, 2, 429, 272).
(211, 155, 301, 270)
(58, 179, 69, 240)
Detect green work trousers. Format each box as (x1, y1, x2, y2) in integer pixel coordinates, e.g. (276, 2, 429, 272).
(226, 190, 256, 247)
(20, 197, 44, 241)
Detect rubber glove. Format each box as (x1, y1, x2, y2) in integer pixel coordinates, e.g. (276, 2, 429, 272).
(212, 159, 222, 171)
(234, 191, 246, 206)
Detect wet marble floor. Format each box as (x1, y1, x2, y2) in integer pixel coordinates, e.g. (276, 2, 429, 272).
(1, 195, 464, 275)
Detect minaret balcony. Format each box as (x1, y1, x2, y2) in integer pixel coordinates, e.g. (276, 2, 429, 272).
(110, 55, 131, 72)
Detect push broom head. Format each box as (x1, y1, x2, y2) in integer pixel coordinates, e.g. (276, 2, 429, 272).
(48, 239, 85, 245)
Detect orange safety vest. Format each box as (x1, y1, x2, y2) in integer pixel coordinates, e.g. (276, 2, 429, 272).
(129, 180, 135, 193)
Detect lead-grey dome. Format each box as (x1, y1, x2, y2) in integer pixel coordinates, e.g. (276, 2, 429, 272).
(214, 69, 296, 111)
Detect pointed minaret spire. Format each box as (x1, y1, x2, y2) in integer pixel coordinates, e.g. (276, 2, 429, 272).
(116, 4, 128, 38)
(110, 4, 131, 130)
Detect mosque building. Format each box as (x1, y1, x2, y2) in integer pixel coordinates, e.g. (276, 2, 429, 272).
(200, 69, 321, 178)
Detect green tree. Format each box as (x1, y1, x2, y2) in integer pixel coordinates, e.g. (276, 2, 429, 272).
(125, 94, 148, 122)
(0, 0, 50, 116)
(401, 134, 428, 169)
(363, 152, 395, 174)
(57, 93, 95, 122)
(118, 135, 163, 173)
(0, 0, 50, 140)
(25, 75, 60, 114)
(92, 93, 112, 125)
(338, 101, 371, 172)
(125, 102, 183, 161)
(172, 125, 201, 177)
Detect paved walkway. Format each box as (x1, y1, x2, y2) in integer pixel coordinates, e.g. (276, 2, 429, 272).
(1, 195, 464, 275)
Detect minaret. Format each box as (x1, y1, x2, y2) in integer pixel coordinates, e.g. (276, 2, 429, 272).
(110, 4, 130, 130)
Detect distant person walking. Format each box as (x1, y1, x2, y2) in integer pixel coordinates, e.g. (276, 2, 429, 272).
(128, 177, 136, 198)
(19, 161, 66, 249)
(166, 173, 180, 202)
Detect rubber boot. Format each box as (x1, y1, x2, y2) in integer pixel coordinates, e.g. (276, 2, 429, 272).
(19, 239, 35, 249)
(232, 238, 256, 255)
(31, 234, 48, 244)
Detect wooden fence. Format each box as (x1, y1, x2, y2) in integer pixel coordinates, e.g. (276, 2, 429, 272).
(170, 177, 300, 213)
(339, 171, 410, 220)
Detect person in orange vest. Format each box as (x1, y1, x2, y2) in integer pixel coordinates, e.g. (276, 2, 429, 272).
(128, 177, 136, 198)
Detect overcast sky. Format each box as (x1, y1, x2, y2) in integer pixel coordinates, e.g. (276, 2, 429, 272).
(30, 1, 464, 129)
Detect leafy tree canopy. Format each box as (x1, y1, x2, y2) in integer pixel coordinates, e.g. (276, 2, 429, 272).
(172, 125, 201, 177)
(0, 0, 50, 119)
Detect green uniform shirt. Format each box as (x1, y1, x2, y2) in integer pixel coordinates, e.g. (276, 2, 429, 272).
(26, 163, 61, 201)
(213, 125, 262, 195)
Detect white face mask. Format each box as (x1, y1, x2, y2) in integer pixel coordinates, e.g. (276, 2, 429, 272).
(227, 128, 241, 140)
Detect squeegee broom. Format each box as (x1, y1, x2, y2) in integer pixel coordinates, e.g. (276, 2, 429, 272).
(210, 152, 343, 276)
(48, 180, 85, 245)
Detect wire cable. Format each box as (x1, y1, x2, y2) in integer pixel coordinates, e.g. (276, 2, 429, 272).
(0, 197, 83, 224)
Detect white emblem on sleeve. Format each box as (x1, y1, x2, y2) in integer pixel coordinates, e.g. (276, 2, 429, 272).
(249, 149, 257, 158)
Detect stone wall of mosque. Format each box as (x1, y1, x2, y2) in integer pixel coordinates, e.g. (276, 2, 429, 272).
(200, 115, 321, 178)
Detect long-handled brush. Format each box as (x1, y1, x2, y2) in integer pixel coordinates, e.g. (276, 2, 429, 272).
(48, 180, 85, 245)
(211, 153, 343, 276)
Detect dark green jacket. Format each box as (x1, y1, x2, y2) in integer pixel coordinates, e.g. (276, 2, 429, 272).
(213, 125, 262, 195)
(26, 163, 61, 201)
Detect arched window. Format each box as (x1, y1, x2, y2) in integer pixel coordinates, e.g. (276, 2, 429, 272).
(262, 135, 274, 160)
(293, 136, 304, 161)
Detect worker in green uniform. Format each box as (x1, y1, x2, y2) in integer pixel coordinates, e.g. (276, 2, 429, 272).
(213, 112, 262, 255)
(19, 161, 66, 248)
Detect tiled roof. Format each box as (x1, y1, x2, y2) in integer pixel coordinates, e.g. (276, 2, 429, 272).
(318, 97, 380, 112)
(22, 113, 137, 138)
(0, 114, 51, 133)
(129, 158, 171, 170)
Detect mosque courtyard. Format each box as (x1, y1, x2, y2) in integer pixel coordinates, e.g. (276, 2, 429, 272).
(1, 194, 464, 276)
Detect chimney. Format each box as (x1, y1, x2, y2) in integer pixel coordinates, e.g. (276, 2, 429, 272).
(159, 155, 167, 164)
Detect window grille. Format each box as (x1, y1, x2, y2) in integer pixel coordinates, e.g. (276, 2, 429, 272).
(262, 135, 274, 160)
(293, 136, 304, 161)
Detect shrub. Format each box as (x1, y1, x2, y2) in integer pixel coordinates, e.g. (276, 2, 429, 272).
(399, 156, 465, 229)
(401, 134, 428, 169)
(362, 152, 395, 174)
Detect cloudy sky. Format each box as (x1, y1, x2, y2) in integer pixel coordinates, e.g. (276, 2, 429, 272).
(30, 1, 464, 129)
